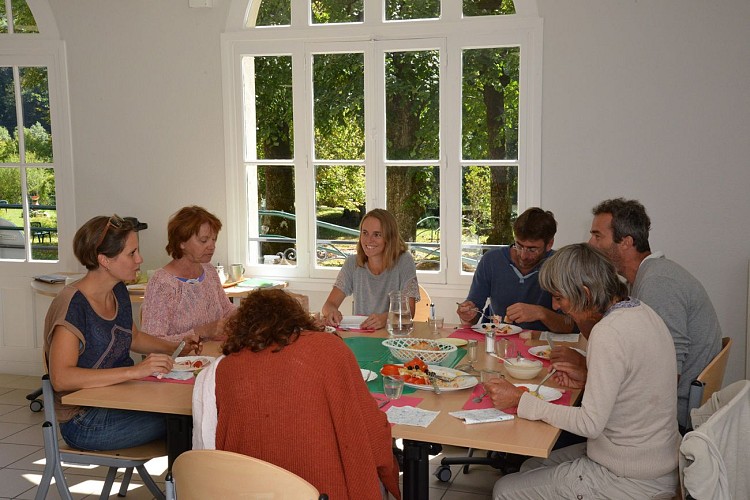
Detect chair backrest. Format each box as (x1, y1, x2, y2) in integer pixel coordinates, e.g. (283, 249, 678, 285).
(413, 284, 432, 322)
(695, 337, 732, 405)
(172, 450, 321, 500)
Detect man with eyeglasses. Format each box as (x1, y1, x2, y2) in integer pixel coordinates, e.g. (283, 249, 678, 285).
(586, 198, 722, 432)
(457, 207, 576, 333)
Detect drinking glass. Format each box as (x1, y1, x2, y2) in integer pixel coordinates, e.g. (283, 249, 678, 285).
(428, 316, 444, 335)
(457, 339, 478, 372)
(495, 338, 517, 360)
(383, 375, 404, 400)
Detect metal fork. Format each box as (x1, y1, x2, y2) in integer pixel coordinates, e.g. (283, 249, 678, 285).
(531, 369, 557, 396)
(428, 374, 442, 395)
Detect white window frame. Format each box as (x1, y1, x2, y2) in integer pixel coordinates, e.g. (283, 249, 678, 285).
(0, 0, 76, 270)
(222, 0, 542, 288)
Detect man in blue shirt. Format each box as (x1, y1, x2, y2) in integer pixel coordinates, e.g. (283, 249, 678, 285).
(457, 208, 575, 332)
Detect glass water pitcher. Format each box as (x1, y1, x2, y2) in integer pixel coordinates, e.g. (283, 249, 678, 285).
(387, 290, 413, 337)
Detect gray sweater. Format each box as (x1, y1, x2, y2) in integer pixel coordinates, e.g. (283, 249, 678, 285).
(632, 254, 722, 428)
(518, 300, 681, 480)
(333, 252, 419, 315)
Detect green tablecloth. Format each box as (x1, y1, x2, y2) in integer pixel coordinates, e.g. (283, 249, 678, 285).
(343, 337, 467, 394)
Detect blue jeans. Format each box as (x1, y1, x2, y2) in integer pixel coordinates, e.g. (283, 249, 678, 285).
(60, 407, 166, 451)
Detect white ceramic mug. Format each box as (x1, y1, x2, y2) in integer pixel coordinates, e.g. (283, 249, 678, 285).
(229, 264, 245, 282)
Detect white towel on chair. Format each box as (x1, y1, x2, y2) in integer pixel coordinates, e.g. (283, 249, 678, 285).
(192, 355, 224, 450)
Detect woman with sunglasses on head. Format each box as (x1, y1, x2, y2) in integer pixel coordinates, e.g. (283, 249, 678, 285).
(141, 206, 236, 343)
(321, 208, 419, 330)
(44, 215, 200, 451)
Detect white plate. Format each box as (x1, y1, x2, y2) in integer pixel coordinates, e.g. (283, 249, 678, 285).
(528, 346, 552, 360)
(173, 356, 214, 372)
(361, 369, 377, 382)
(440, 338, 468, 347)
(515, 383, 563, 402)
(339, 315, 369, 328)
(403, 365, 478, 392)
(471, 323, 523, 336)
(324, 326, 336, 334)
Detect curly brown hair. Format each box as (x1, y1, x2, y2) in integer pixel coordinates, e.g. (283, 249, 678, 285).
(222, 289, 325, 355)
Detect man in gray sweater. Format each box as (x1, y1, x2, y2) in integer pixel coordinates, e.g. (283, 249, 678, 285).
(588, 198, 722, 431)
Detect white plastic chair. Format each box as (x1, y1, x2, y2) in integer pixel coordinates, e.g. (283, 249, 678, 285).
(35, 375, 166, 500)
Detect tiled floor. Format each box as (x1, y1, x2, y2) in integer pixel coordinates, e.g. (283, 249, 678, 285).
(0, 374, 500, 499)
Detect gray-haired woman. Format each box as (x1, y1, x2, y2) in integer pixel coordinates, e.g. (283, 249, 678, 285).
(485, 243, 681, 499)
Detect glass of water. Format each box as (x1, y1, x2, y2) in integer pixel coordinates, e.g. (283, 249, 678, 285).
(383, 375, 404, 400)
(457, 339, 478, 372)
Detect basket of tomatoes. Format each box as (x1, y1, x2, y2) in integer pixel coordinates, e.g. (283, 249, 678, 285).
(381, 337, 457, 364)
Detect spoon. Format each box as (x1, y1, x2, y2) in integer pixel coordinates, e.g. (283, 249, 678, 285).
(472, 389, 488, 403)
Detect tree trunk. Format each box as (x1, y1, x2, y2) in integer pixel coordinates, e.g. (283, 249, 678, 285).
(484, 74, 514, 245)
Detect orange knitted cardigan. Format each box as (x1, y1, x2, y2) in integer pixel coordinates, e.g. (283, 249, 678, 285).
(215, 331, 401, 499)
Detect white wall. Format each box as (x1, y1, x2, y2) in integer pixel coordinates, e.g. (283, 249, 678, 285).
(41, 1, 749, 383)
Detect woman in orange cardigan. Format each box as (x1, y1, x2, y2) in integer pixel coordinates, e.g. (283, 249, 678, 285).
(194, 288, 400, 499)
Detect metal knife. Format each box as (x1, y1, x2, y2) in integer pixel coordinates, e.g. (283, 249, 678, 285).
(157, 340, 186, 379)
(171, 340, 186, 359)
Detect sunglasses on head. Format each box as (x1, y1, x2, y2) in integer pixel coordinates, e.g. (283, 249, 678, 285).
(95, 214, 125, 251)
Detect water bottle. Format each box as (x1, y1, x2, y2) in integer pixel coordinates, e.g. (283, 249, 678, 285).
(387, 291, 413, 337)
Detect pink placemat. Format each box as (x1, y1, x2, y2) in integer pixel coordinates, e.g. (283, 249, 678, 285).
(140, 375, 196, 385)
(450, 329, 552, 368)
(449, 328, 487, 342)
(462, 384, 571, 414)
(372, 393, 423, 425)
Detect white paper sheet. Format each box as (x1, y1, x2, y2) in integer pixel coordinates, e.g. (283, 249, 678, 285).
(385, 406, 439, 427)
(449, 409, 514, 424)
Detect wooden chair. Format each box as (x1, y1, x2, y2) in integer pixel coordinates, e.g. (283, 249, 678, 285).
(413, 284, 432, 322)
(170, 449, 327, 500)
(36, 375, 166, 500)
(687, 337, 732, 429)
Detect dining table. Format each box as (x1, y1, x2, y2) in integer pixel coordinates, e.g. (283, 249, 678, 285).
(62, 321, 584, 500)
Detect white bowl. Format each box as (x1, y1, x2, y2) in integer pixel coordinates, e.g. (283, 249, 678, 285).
(504, 358, 544, 380)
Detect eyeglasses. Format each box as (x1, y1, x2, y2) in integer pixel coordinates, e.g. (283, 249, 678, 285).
(95, 214, 124, 251)
(512, 241, 544, 255)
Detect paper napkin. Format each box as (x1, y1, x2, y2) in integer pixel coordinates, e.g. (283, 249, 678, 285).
(449, 408, 514, 424)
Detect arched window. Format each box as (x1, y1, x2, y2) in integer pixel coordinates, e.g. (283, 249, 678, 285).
(222, 0, 542, 286)
(0, 0, 73, 265)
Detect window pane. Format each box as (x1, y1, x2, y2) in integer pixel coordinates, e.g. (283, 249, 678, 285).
(385, 50, 439, 160)
(20, 67, 52, 163)
(463, 0, 515, 17)
(462, 47, 519, 160)
(250, 56, 293, 161)
(312, 0, 363, 24)
(0, 1, 7, 33)
(315, 164, 364, 267)
(0, 67, 19, 161)
(313, 53, 364, 160)
(253, 0, 291, 27)
(386, 0, 440, 21)
(386, 165, 440, 271)
(28, 166, 57, 260)
(461, 165, 517, 272)
(0, 168, 25, 259)
(255, 164, 296, 266)
(12, 0, 39, 33)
